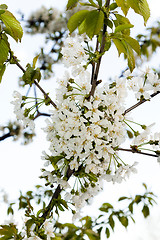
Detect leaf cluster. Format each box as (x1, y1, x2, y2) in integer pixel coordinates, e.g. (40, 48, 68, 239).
(0, 4, 23, 82)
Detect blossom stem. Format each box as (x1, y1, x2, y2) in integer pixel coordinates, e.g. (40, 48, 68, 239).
(125, 118, 145, 128)
(123, 120, 136, 134)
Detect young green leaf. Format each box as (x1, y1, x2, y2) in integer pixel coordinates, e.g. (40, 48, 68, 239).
(124, 35, 140, 55)
(85, 229, 100, 240)
(96, 0, 102, 7)
(0, 64, 6, 83)
(0, 38, 9, 64)
(109, 215, 115, 230)
(66, 0, 79, 10)
(89, 0, 98, 8)
(0, 10, 23, 42)
(112, 38, 127, 56)
(119, 216, 129, 227)
(32, 55, 40, 68)
(127, 0, 150, 26)
(67, 10, 89, 33)
(114, 14, 132, 35)
(115, 0, 130, 15)
(142, 205, 150, 218)
(81, 10, 104, 39)
(110, 3, 118, 11)
(105, 228, 110, 238)
(126, 43, 135, 72)
(0, 4, 8, 9)
(0, 9, 5, 15)
(115, 23, 134, 33)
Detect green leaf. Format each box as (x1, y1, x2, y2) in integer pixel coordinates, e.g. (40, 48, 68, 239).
(85, 229, 100, 240)
(0, 64, 6, 83)
(63, 223, 79, 229)
(114, 14, 132, 35)
(104, 38, 111, 51)
(67, 10, 89, 33)
(80, 10, 104, 39)
(127, 0, 150, 25)
(128, 202, 134, 213)
(89, 0, 98, 7)
(66, 0, 79, 10)
(118, 196, 129, 201)
(142, 183, 147, 190)
(58, 204, 65, 211)
(125, 36, 140, 54)
(109, 215, 115, 230)
(22, 64, 41, 86)
(0, 4, 8, 9)
(115, 23, 134, 33)
(115, 0, 130, 15)
(119, 216, 129, 227)
(113, 38, 127, 56)
(110, 3, 118, 10)
(0, 10, 23, 42)
(99, 203, 113, 213)
(106, 19, 113, 29)
(96, 0, 102, 7)
(0, 9, 5, 15)
(0, 38, 9, 64)
(134, 195, 142, 204)
(105, 228, 110, 238)
(32, 55, 39, 68)
(142, 205, 150, 218)
(126, 43, 135, 72)
(81, 216, 92, 229)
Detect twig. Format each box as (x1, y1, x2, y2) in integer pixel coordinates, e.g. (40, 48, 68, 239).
(124, 91, 160, 115)
(38, 166, 74, 228)
(33, 112, 51, 120)
(12, 55, 58, 109)
(0, 132, 12, 141)
(117, 147, 158, 158)
(89, 0, 111, 98)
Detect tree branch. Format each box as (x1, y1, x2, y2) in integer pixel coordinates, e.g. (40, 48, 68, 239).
(117, 147, 158, 158)
(89, 0, 111, 98)
(38, 166, 75, 228)
(12, 55, 58, 109)
(0, 132, 12, 141)
(124, 91, 160, 115)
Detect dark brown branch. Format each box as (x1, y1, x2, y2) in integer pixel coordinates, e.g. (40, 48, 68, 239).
(89, 0, 111, 98)
(38, 167, 75, 228)
(34, 81, 58, 109)
(33, 112, 51, 120)
(124, 91, 160, 115)
(117, 147, 158, 158)
(0, 132, 12, 141)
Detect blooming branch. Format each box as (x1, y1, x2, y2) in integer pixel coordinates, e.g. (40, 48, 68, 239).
(12, 55, 58, 109)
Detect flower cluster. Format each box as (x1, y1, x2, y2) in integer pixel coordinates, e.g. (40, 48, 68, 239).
(26, 4, 93, 35)
(26, 6, 67, 34)
(22, 218, 55, 240)
(126, 67, 160, 100)
(41, 36, 140, 215)
(11, 91, 35, 131)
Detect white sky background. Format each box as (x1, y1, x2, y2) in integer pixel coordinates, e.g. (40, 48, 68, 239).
(0, 0, 160, 239)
